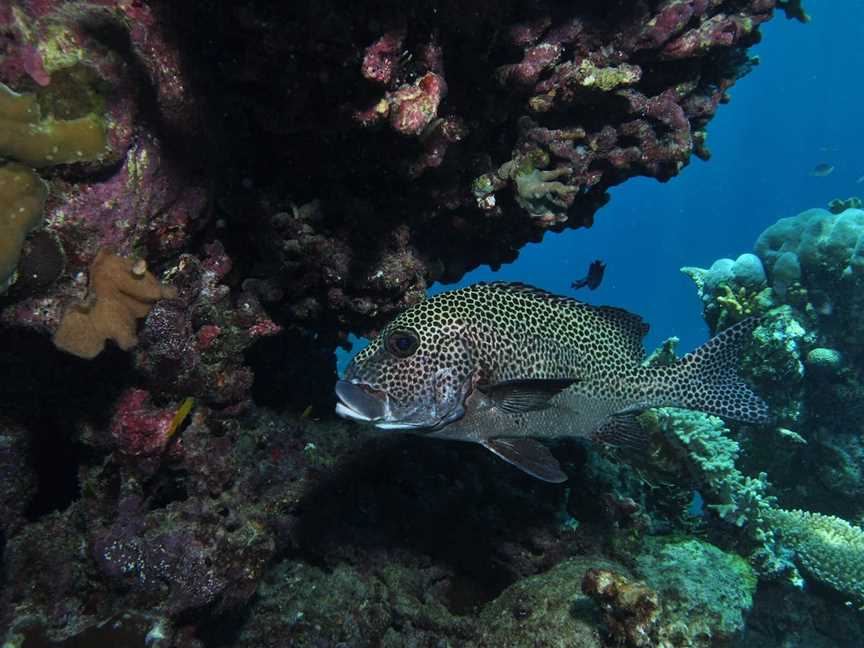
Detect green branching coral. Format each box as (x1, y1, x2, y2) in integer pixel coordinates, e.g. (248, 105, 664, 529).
(640, 408, 774, 527)
(641, 407, 864, 604)
(0, 81, 107, 168)
(763, 508, 864, 605)
(0, 162, 48, 293)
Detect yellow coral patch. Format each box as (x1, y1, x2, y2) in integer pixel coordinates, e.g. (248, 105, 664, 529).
(0, 162, 48, 293)
(0, 81, 107, 167)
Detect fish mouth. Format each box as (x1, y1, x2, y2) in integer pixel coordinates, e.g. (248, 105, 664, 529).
(335, 380, 391, 423)
(334, 379, 465, 431)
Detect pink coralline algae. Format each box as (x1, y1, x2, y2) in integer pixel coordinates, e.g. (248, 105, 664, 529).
(109, 388, 178, 458)
(135, 243, 280, 410)
(360, 30, 405, 85)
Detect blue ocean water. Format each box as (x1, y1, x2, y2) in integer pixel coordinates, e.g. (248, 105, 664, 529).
(339, 0, 863, 370)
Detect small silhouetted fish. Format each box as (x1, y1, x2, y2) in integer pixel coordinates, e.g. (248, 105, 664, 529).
(810, 163, 834, 177)
(571, 260, 606, 291)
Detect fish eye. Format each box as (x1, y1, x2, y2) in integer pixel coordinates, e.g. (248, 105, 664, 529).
(386, 328, 420, 358)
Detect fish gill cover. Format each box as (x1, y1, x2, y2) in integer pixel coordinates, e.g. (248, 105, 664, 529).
(4, 1, 864, 648)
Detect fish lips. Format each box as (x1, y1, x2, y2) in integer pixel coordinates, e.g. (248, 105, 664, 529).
(334, 379, 465, 431)
(335, 380, 390, 423)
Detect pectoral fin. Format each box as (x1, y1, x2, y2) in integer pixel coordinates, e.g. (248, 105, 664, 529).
(482, 438, 567, 483)
(477, 378, 577, 414)
(590, 414, 650, 451)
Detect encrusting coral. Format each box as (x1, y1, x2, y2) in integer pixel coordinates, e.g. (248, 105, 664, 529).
(53, 251, 176, 359)
(0, 81, 107, 168)
(0, 162, 47, 293)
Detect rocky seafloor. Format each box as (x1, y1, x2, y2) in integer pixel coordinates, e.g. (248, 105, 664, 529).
(5, 1, 864, 647)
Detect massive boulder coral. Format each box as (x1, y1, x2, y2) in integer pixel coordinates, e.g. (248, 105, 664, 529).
(683, 205, 864, 521)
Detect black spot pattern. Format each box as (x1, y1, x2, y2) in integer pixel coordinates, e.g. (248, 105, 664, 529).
(344, 283, 769, 433)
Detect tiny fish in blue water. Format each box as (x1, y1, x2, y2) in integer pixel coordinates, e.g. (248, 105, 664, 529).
(335, 282, 769, 482)
(856, 175, 864, 184)
(571, 260, 606, 291)
(810, 163, 834, 177)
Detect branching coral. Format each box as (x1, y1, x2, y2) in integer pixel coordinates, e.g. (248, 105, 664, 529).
(641, 408, 774, 528)
(715, 283, 766, 324)
(642, 407, 864, 605)
(0, 162, 47, 293)
(53, 251, 177, 359)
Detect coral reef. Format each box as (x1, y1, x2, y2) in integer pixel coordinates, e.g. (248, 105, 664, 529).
(683, 206, 864, 516)
(0, 2, 839, 647)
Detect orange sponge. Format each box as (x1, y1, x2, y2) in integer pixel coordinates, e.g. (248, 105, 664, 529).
(53, 251, 177, 358)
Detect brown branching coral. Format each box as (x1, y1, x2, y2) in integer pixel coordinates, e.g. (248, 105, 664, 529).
(53, 251, 176, 359)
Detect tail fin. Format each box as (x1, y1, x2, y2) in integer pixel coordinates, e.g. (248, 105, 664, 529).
(673, 317, 770, 423)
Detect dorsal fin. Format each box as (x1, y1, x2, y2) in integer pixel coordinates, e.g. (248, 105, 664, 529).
(478, 281, 649, 365)
(479, 281, 588, 308)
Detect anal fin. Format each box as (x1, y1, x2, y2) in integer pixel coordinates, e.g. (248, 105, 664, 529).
(482, 438, 567, 483)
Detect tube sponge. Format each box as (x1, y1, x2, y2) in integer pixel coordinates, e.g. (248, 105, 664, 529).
(0, 81, 107, 168)
(53, 251, 177, 359)
(0, 162, 48, 293)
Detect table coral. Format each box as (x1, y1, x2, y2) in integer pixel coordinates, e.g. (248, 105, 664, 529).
(0, 161, 47, 293)
(764, 508, 864, 606)
(53, 250, 177, 359)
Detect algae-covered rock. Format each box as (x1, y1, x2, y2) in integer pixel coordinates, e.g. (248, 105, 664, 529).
(635, 537, 757, 641)
(0, 162, 48, 293)
(477, 557, 620, 648)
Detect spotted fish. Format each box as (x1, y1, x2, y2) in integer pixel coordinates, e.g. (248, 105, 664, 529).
(335, 282, 769, 482)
